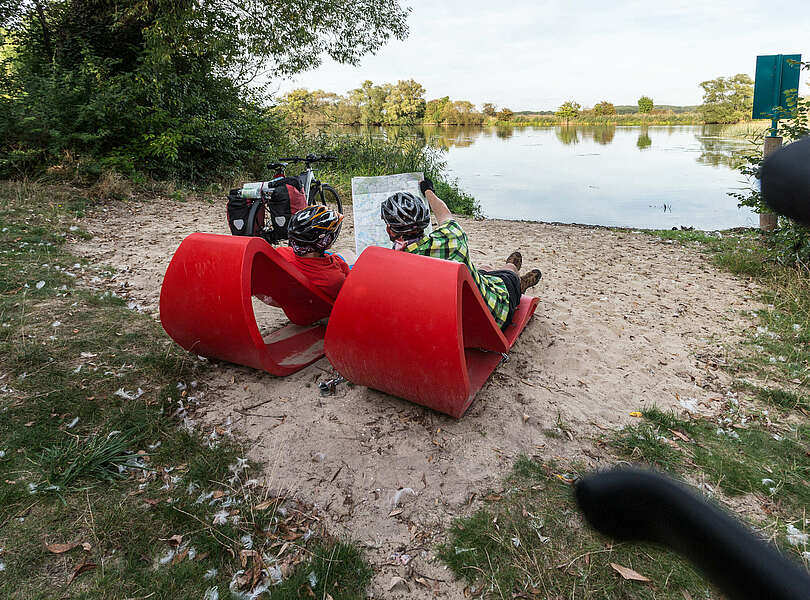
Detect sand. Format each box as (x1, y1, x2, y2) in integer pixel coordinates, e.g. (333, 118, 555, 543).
(70, 196, 759, 598)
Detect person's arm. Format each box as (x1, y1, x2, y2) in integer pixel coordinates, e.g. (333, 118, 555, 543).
(420, 178, 452, 224)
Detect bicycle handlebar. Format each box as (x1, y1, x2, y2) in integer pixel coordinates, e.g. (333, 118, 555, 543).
(277, 154, 337, 164)
(575, 468, 810, 600)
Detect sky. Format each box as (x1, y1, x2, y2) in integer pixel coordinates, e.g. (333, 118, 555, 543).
(273, 0, 809, 111)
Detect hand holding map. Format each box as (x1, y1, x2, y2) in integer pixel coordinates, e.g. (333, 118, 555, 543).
(351, 172, 432, 256)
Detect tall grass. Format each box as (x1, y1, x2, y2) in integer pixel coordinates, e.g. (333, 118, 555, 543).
(286, 130, 480, 216)
(718, 121, 771, 138)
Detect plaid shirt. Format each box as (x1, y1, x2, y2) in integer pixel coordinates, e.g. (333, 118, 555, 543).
(402, 220, 511, 328)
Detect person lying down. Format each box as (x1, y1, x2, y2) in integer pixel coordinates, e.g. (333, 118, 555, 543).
(380, 178, 542, 329)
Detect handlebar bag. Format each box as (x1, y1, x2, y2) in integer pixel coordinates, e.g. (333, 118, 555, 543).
(263, 177, 307, 243)
(226, 189, 264, 236)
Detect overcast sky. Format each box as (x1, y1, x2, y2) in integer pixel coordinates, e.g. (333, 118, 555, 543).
(274, 0, 809, 111)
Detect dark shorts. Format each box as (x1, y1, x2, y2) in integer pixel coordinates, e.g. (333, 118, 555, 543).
(480, 269, 521, 329)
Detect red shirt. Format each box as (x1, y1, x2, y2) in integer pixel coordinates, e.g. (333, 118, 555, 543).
(276, 246, 350, 301)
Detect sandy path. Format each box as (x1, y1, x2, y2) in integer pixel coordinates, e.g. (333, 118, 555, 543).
(71, 197, 757, 598)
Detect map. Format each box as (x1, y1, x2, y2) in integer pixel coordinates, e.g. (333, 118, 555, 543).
(351, 172, 432, 256)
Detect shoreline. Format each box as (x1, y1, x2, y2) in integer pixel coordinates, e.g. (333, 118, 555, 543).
(470, 213, 758, 234)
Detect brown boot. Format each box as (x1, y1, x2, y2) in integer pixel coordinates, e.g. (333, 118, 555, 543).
(520, 269, 542, 293)
(506, 250, 522, 271)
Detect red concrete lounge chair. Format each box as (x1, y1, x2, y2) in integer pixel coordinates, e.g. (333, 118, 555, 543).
(159, 233, 333, 376)
(324, 246, 539, 418)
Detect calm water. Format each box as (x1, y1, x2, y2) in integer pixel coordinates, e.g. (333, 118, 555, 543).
(346, 125, 758, 230)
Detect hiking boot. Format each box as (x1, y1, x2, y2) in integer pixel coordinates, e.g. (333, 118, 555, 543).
(520, 269, 542, 293)
(506, 250, 522, 271)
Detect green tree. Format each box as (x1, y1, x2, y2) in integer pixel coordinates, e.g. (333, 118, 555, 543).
(593, 101, 616, 116)
(638, 96, 654, 113)
(556, 100, 581, 122)
(441, 100, 483, 125)
(698, 74, 754, 124)
(495, 108, 514, 121)
(278, 89, 316, 125)
(382, 79, 426, 124)
(351, 80, 392, 125)
(482, 103, 496, 117)
(424, 97, 450, 123)
(0, 0, 409, 179)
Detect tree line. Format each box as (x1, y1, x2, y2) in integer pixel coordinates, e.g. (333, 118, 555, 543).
(277, 81, 517, 126)
(552, 75, 758, 125)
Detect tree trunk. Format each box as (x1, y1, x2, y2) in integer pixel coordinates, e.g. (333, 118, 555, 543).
(33, 0, 53, 60)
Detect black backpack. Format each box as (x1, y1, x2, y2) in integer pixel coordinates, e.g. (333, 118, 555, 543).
(226, 177, 306, 243)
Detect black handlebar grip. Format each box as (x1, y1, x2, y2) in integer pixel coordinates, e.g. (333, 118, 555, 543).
(576, 468, 810, 600)
(761, 136, 810, 227)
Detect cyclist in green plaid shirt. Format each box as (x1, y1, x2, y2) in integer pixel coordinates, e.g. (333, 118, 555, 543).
(381, 178, 541, 329)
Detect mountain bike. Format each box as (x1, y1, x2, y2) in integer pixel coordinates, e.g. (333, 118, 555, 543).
(273, 153, 342, 213)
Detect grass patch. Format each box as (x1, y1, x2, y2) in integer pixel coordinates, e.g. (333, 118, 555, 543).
(644, 228, 770, 277)
(34, 430, 142, 496)
(750, 386, 810, 412)
(612, 407, 810, 516)
(0, 180, 370, 599)
(439, 457, 710, 598)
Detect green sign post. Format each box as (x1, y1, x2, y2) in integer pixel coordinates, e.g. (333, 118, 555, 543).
(752, 54, 801, 135)
(752, 54, 802, 231)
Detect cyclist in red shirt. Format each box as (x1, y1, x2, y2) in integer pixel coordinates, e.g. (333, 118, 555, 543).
(276, 206, 350, 301)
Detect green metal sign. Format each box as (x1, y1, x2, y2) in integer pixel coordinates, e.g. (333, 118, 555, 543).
(752, 54, 801, 125)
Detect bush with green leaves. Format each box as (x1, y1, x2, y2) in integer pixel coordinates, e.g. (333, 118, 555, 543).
(0, 0, 408, 181)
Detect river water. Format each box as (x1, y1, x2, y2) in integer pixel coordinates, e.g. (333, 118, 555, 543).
(344, 125, 758, 230)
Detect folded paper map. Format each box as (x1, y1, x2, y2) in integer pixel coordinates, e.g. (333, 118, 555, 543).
(351, 172, 432, 256)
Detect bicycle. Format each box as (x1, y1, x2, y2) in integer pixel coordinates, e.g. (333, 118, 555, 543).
(274, 153, 342, 214)
(244, 153, 342, 236)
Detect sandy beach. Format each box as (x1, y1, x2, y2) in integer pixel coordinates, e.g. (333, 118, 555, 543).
(70, 197, 759, 598)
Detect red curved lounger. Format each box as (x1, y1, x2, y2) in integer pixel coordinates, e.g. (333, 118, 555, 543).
(324, 246, 539, 418)
(159, 233, 334, 376)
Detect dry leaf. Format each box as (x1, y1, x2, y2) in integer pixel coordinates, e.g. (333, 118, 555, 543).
(24, 421, 34, 427)
(681, 590, 693, 600)
(46, 542, 79, 554)
(212, 490, 225, 499)
(161, 534, 183, 546)
(388, 576, 410, 592)
(255, 500, 274, 511)
(172, 548, 189, 565)
(143, 498, 160, 506)
(67, 562, 97, 585)
(388, 509, 403, 518)
(610, 562, 650, 582)
(671, 430, 691, 442)
(81, 542, 92, 552)
(415, 577, 431, 588)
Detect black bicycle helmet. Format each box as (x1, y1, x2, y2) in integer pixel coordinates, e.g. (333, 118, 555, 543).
(381, 192, 430, 234)
(287, 205, 343, 255)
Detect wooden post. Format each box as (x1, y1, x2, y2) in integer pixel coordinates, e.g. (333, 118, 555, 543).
(760, 136, 783, 231)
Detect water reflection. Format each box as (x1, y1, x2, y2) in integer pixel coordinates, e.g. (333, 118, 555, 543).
(329, 124, 756, 229)
(695, 127, 749, 169)
(336, 124, 749, 168)
(637, 127, 652, 150)
(555, 125, 579, 145)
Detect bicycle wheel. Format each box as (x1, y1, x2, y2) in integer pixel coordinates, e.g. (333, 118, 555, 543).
(310, 184, 343, 214)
